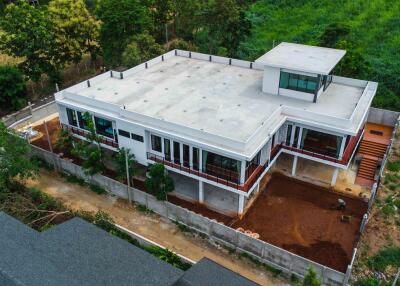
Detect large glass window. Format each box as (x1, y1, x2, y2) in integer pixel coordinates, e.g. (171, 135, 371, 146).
(151, 135, 162, 152)
(279, 71, 319, 94)
(300, 128, 342, 158)
(193, 147, 199, 170)
(164, 138, 171, 161)
(66, 108, 77, 127)
(173, 141, 180, 164)
(202, 151, 240, 183)
(94, 116, 114, 138)
(183, 144, 190, 167)
(285, 125, 292, 146)
(77, 111, 90, 130)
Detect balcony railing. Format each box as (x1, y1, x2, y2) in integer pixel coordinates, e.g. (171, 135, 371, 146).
(147, 152, 266, 193)
(61, 123, 119, 149)
(280, 128, 364, 165)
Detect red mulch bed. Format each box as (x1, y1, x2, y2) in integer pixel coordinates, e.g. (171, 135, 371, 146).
(232, 173, 368, 272)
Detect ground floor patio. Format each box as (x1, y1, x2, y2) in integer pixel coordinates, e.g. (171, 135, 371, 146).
(272, 153, 371, 199)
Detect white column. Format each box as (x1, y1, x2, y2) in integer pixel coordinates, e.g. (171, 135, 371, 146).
(297, 127, 303, 148)
(179, 143, 183, 165)
(238, 194, 245, 215)
(338, 135, 347, 159)
(189, 146, 193, 168)
(331, 167, 339, 186)
(289, 125, 296, 146)
(199, 181, 204, 203)
(240, 160, 246, 184)
(170, 140, 174, 162)
(292, 156, 298, 176)
(199, 148, 203, 172)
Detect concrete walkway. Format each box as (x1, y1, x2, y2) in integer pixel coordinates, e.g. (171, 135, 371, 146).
(26, 170, 289, 286)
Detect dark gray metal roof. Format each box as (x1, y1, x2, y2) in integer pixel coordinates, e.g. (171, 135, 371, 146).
(173, 257, 260, 286)
(0, 212, 260, 286)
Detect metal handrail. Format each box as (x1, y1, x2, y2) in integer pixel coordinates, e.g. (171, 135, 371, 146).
(146, 152, 266, 192)
(61, 123, 119, 148)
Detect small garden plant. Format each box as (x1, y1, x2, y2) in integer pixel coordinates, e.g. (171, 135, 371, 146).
(145, 163, 174, 200)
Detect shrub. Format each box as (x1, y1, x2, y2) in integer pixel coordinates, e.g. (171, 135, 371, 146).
(298, 267, 321, 286)
(144, 246, 191, 270)
(367, 247, 400, 271)
(89, 184, 107, 195)
(145, 163, 174, 200)
(387, 160, 400, 172)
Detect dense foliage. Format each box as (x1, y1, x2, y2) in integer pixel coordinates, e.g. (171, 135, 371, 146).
(237, 0, 400, 111)
(0, 122, 37, 188)
(0, 65, 26, 111)
(0, 0, 398, 111)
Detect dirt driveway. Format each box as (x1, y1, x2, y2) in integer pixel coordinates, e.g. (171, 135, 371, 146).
(26, 170, 289, 286)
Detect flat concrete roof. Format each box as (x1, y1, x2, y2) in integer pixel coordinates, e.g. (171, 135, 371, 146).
(76, 56, 363, 144)
(255, 42, 346, 75)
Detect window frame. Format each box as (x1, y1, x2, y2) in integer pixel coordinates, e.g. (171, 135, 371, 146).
(151, 134, 162, 153)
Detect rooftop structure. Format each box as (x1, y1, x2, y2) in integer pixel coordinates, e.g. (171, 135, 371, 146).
(255, 42, 346, 75)
(0, 212, 258, 286)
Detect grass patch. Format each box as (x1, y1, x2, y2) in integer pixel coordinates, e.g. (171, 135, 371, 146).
(174, 220, 192, 233)
(367, 247, 400, 271)
(238, 252, 282, 277)
(386, 160, 400, 172)
(89, 184, 107, 195)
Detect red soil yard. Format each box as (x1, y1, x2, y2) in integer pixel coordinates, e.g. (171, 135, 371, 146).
(233, 173, 368, 272)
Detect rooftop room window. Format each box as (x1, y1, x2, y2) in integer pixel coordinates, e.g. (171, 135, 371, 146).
(94, 116, 114, 138)
(279, 71, 319, 94)
(151, 135, 162, 153)
(66, 108, 77, 127)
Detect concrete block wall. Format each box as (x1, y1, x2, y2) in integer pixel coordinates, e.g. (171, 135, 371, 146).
(30, 145, 346, 286)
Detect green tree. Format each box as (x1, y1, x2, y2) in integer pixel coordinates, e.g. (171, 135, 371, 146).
(71, 112, 105, 175)
(195, 0, 251, 57)
(168, 38, 197, 51)
(147, 0, 174, 43)
(172, 0, 202, 40)
(334, 40, 371, 79)
(0, 65, 27, 111)
(0, 122, 37, 188)
(145, 163, 174, 201)
(122, 33, 165, 67)
(114, 147, 137, 182)
(96, 0, 151, 67)
(319, 22, 350, 48)
(48, 0, 101, 64)
(0, 1, 61, 83)
(298, 267, 321, 286)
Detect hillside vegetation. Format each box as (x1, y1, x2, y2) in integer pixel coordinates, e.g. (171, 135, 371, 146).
(238, 0, 400, 111)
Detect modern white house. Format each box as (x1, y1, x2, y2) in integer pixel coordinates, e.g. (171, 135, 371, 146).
(55, 42, 377, 216)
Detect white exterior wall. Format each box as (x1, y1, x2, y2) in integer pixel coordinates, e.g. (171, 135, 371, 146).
(262, 66, 280, 94)
(278, 88, 315, 102)
(115, 119, 148, 166)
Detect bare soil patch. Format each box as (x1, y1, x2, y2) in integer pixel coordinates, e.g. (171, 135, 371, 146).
(233, 173, 368, 272)
(167, 194, 234, 225)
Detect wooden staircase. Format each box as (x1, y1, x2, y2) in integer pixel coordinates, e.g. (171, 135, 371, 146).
(355, 125, 392, 187)
(357, 140, 387, 159)
(356, 155, 379, 182)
